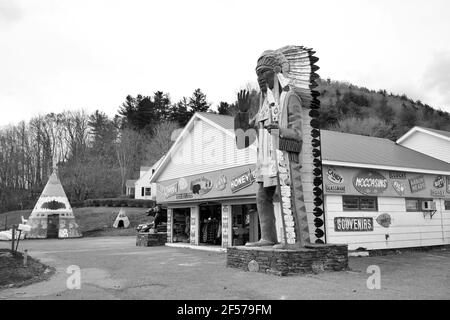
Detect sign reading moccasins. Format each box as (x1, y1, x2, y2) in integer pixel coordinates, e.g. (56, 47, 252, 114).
(353, 170, 388, 195)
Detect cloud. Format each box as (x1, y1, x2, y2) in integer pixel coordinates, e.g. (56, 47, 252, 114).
(0, 0, 22, 24)
(422, 51, 450, 109)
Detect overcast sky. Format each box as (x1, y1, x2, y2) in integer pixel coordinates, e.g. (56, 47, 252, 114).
(1, 0, 450, 126)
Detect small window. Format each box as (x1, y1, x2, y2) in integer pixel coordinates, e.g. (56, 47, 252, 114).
(141, 187, 145, 197)
(343, 196, 378, 211)
(445, 200, 450, 211)
(405, 199, 419, 211)
(405, 198, 432, 212)
(145, 188, 151, 196)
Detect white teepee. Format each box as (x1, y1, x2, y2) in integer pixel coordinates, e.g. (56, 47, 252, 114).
(113, 208, 130, 228)
(26, 170, 81, 238)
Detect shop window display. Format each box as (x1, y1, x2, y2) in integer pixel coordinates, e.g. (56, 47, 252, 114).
(172, 208, 190, 243)
(232, 204, 259, 246)
(200, 204, 222, 245)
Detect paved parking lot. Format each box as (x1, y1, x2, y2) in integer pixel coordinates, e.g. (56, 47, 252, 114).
(1, 236, 449, 299)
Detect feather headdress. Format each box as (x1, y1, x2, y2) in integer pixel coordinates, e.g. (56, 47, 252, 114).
(255, 45, 320, 110)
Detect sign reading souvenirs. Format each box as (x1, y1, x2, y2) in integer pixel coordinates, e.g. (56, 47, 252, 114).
(409, 175, 426, 193)
(334, 217, 374, 232)
(327, 167, 344, 184)
(389, 171, 407, 179)
(376, 213, 392, 228)
(353, 170, 388, 195)
(325, 185, 346, 193)
(230, 169, 255, 193)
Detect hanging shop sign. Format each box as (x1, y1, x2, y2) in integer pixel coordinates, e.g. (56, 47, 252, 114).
(327, 167, 344, 184)
(389, 171, 406, 179)
(325, 185, 346, 193)
(433, 176, 445, 189)
(334, 217, 374, 232)
(214, 175, 227, 191)
(323, 166, 450, 198)
(164, 182, 178, 198)
(191, 177, 212, 195)
(156, 164, 257, 203)
(177, 178, 190, 192)
(353, 170, 388, 195)
(230, 169, 255, 193)
(431, 189, 445, 197)
(176, 193, 193, 199)
(447, 176, 450, 194)
(409, 175, 426, 193)
(392, 180, 406, 196)
(376, 213, 392, 228)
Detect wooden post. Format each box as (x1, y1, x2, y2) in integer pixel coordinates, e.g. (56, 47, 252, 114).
(15, 230, 22, 251)
(11, 226, 15, 252)
(4, 215, 7, 231)
(23, 249, 28, 267)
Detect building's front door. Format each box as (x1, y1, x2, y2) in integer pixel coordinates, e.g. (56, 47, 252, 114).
(47, 214, 59, 238)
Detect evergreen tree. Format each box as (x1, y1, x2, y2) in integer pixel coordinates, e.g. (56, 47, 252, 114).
(217, 102, 231, 115)
(189, 88, 210, 113)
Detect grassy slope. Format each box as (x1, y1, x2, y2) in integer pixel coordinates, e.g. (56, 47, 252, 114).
(0, 207, 154, 237)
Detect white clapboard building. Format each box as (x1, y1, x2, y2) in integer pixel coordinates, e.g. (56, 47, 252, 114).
(148, 112, 450, 251)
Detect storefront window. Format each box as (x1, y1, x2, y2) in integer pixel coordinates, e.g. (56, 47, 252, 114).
(172, 208, 190, 243)
(343, 196, 377, 211)
(231, 204, 258, 246)
(444, 200, 450, 211)
(199, 204, 222, 245)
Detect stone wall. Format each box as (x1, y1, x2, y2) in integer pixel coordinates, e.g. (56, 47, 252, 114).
(226, 244, 348, 276)
(136, 232, 167, 247)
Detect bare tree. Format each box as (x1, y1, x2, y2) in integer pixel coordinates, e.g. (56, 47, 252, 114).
(116, 128, 147, 195)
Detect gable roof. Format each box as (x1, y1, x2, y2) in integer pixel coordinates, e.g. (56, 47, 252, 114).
(135, 155, 166, 185)
(322, 130, 450, 174)
(397, 126, 450, 144)
(150, 112, 256, 183)
(126, 180, 137, 188)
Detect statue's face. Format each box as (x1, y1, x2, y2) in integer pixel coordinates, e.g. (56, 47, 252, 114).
(257, 68, 275, 92)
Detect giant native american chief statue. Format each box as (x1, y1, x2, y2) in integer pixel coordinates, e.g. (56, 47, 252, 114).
(234, 45, 324, 248)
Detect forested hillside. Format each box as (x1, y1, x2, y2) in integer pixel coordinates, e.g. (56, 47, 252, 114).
(315, 79, 450, 140)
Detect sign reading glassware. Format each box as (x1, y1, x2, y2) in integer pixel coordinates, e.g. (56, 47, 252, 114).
(230, 169, 255, 193)
(334, 217, 374, 232)
(353, 170, 388, 195)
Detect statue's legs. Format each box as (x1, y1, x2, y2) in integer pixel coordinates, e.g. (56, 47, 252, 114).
(245, 182, 278, 246)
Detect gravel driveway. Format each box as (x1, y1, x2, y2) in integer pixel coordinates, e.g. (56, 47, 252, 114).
(0, 236, 449, 300)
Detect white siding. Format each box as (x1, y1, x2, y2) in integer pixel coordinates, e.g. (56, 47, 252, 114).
(135, 169, 156, 200)
(325, 195, 450, 250)
(400, 131, 450, 163)
(158, 119, 257, 181)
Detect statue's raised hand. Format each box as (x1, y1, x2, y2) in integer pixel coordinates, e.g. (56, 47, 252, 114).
(237, 90, 251, 113)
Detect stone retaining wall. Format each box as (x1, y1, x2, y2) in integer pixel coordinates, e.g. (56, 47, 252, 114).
(226, 244, 348, 276)
(136, 232, 167, 247)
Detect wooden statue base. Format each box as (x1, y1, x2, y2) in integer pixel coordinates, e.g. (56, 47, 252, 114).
(136, 232, 167, 247)
(226, 243, 348, 276)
